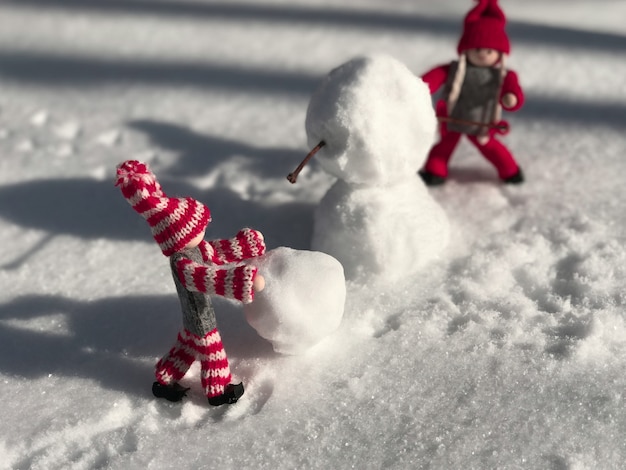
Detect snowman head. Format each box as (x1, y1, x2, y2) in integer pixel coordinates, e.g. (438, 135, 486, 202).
(305, 55, 437, 186)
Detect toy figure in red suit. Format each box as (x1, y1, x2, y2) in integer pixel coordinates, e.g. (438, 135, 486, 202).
(418, 0, 525, 185)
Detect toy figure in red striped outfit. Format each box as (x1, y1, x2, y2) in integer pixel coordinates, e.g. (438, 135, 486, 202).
(115, 160, 265, 406)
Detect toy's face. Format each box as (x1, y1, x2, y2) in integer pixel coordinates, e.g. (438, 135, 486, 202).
(184, 228, 206, 250)
(466, 48, 500, 67)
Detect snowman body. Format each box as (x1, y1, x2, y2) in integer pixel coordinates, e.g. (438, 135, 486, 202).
(306, 55, 450, 283)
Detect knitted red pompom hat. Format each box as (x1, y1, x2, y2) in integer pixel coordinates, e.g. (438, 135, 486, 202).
(457, 0, 510, 54)
(115, 160, 211, 256)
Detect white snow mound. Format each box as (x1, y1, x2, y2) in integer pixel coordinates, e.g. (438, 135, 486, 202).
(244, 247, 346, 355)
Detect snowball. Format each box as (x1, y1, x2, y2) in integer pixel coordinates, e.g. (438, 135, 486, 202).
(305, 54, 437, 186)
(312, 179, 449, 283)
(244, 247, 345, 355)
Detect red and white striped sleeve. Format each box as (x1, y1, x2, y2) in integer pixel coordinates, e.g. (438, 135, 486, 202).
(198, 240, 219, 264)
(173, 257, 258, 304)
(207, 228, 266, 264)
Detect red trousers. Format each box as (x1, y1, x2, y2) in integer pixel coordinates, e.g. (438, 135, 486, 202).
(423, 129, 519, 180)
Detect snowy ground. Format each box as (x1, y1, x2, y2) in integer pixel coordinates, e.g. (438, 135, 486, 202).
(1, 1, 626, 469)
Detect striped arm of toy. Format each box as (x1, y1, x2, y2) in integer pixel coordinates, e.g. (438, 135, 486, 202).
(207, 228, 266, 264)
(174, 257, 258, 304)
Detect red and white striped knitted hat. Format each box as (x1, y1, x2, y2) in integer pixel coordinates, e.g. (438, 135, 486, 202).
(115, 160, 211, 257)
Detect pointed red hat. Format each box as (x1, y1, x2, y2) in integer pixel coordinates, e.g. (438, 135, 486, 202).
(115, 160, 211, 256)
(457, 0, 510, 54)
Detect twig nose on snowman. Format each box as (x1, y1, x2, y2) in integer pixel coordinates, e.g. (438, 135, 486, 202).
(287, 140, 326, 184)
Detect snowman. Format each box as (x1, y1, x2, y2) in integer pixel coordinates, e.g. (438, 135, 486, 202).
(292, 54, 450, 284)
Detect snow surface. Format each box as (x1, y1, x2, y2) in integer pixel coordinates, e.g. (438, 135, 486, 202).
(1, 0, 626, 469)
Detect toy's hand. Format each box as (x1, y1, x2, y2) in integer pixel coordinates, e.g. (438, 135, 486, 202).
(253, 273, 265, 292)
(502, 92, 518, 109)
(476, 135, 490, 146)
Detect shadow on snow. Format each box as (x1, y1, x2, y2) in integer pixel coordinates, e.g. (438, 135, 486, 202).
(0, 123, 315, 267)
(0, 51, 320, 96)
(0, 50, 623, 130)
(4, 0, 625, 53)
(0, 293, 274, 397)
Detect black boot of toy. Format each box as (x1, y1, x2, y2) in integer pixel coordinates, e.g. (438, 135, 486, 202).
(152, 381, 190, 402)
(503, 168, 524, 184)
(418, 170, 446, 186)
(208, 383, 245, 406)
